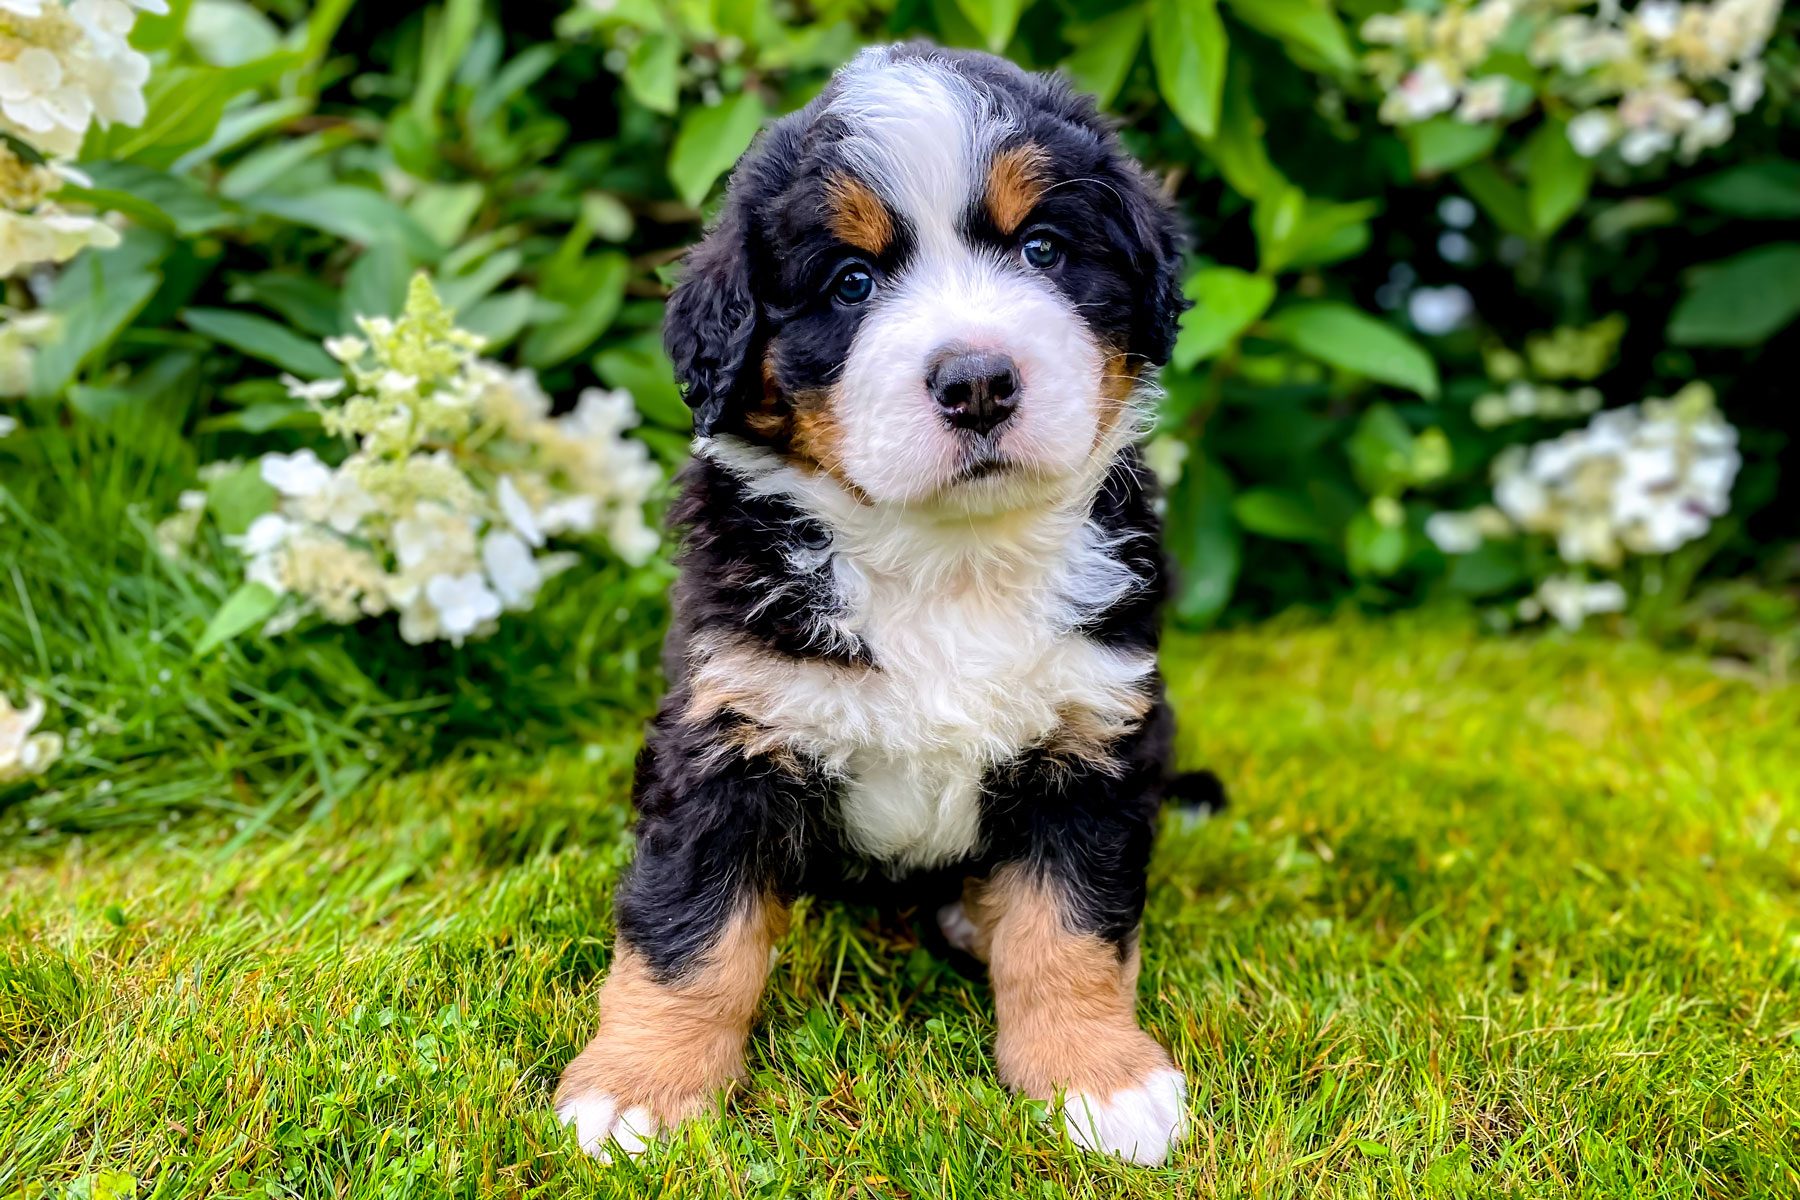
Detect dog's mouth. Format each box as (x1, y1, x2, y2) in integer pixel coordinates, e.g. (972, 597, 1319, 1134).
(953, 456, 1015, 484)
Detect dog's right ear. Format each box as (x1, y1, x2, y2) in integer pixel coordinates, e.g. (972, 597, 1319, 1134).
(664, 202, 759, 437)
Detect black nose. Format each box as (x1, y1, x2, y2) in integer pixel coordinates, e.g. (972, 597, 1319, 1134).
(928, 350, 1019, 435)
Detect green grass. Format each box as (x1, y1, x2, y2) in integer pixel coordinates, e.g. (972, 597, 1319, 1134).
(4, 616, 1798, 1199)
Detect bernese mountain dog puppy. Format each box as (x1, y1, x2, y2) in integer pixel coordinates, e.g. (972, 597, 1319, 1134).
(556, 42, 1201, 1166)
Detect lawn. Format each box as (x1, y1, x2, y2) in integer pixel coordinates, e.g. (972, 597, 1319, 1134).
(3, 615, 1796, 1199)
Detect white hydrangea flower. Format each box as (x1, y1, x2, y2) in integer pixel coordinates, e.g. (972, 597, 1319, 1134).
(1566, 109, 1617, 156)
(260, 448, 334, 498)
(281, 374, 346, 404)
(1457, 76, 1510, 121)
(0, 207, 121, 276)
(497, 475, 545, 547)
(425, 572, 502, 643)
(1463, 383, 1738, 572)
(181, 276, 661, 646)
(481, 530, 543, 609)
(1531, 576, 1627, 629)
(1363, 0, 1780, 165)
(0, 690, 63, 784)
(1425, 511, 1485, 554)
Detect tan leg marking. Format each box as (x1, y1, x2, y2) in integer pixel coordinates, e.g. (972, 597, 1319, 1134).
(555, 898, 787, 1156)
(960, 865, 1189, 1164)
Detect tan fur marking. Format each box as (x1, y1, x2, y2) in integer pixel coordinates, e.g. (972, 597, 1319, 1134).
(556, 898, 788, 1124)
(1096, 349, 1141, 447)
(1042, 691, 1153, 772)
(986, 144, 1052, 235)
(825, 175, 892, 255)
(965, 866, 1171, 1098)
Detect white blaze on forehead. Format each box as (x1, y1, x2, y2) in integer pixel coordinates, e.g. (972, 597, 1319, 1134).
(828, 48, 1013, 253)
(819, 48, 1117, 509)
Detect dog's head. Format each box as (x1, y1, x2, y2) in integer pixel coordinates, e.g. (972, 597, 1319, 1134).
(665, 43, 1185, 510)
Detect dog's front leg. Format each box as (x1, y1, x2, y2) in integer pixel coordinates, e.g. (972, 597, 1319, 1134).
(967, 861, 1186, 1165)
(555, 756, 794, 1161)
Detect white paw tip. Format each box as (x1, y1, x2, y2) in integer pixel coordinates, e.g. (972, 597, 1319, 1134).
(937, 901, 980, 955)
(556, 1093, 661, 1162)
(1061, 1068, 1188, 1166)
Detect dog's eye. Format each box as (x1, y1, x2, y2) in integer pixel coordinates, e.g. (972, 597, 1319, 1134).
(831, 265, 875, 305)
(1020, 235, 1061, 270)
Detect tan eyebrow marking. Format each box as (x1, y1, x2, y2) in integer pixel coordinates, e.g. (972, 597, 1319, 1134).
(825, 174, 893, 255)
(985, 143, 1052, 235)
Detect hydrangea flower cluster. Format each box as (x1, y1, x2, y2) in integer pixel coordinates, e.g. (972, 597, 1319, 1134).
(0, 689, 62, 785)
(1428, 383, 1740, 623)
(2, 0, 159, 402)
(1362, 0, 1780, 164)
(0, 0, 160, 273)
(217, 275, 661, 646)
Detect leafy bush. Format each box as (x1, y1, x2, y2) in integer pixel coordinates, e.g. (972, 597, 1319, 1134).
(3, 0, 1796, 651)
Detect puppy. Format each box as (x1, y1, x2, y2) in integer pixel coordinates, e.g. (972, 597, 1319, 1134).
(556, 42, 1193, 1166)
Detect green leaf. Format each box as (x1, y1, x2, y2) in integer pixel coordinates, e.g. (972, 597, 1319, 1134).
(1345, 404, 1415, 496)
(407, 182, 485, 246)
(88, 54, 298, 169)
(1687, 161, 1800, 219)
(1265, 302, 1440, 398)
(185, 0, 282, 67)
(1406, 118, 1501, 176)
(62, 162, 234, 236)
(459, 289, 538, 347)
(596, 340, 690, 430)
(1667, 244, 1800, 347)
(342, 241, 413, 327)
(1345, 509, 1408, 577)
(1151, 0, 1227, 139)
(625, 32, 681, 115)
(1062, 8, 1147, 108)
(232, 273, 342, 338)
(522, 252, 630, 368)
(29, 238, 164, 399)
(195, 583, 282, 656)
(205, 461, 276, 536)
(1233, 487, 1328, 543)
(1446, 540, 1527, 596)
(1355, 1139, 1392, 1160)
(181, 308, 340, 378)
(1165, 457, 1241, 625)
(1173, 267, 1275, 369)
(171, 97, 312, 174)
(1526, 120, 1593, 237)
(244, 188, 442, 262)
(954, 0, 1026, 51)
(1455, 162, 1533, 239)
(668, 94, 767, 209)
(1221, 0, 1352, 72)
(1203, 62, 1285, 200)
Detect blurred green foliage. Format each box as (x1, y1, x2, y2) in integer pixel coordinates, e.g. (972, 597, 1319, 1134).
(4, 0, 1797, 636)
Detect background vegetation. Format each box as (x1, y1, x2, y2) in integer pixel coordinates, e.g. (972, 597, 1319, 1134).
(1, 2, 1798, 1194)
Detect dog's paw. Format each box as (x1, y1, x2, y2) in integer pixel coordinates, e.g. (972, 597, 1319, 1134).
(556, 1092, 662, 1163)
(1060, 1067, 1188, 1166)
(937, 901, 982, 956)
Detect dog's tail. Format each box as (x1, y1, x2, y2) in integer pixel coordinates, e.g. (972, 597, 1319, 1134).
(1163, 767, 1227, 815)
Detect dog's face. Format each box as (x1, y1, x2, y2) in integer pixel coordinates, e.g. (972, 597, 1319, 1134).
(665, 45, 1185, 510)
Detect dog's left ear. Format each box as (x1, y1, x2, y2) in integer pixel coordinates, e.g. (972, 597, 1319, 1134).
(664, 201, 759, 437)
(1120, 167, 1188, 368)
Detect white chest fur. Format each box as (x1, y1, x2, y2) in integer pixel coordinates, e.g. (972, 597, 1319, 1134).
(690, 442, 1156, 869)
